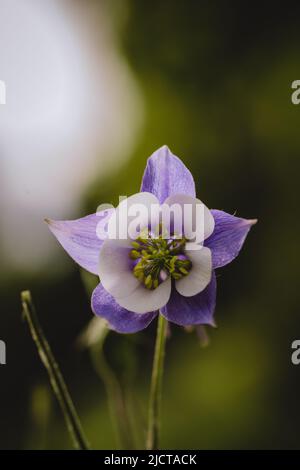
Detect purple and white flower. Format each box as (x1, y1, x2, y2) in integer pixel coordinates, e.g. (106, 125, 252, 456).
(47, 146, 256, 333)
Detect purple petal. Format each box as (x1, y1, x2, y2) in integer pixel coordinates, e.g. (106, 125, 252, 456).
(141, 145, 196, 203)
(46, 209, 113, 275)
(91, 283, 157, 333)
(205, 210, 257, 269)
(161, 272, 216, 326)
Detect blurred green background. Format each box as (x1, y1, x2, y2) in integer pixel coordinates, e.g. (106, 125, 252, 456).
(0, 0, 300, 449)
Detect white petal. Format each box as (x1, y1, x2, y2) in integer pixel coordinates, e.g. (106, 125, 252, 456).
(163, 194, 215, 243)
(108, 192, 160, 241)
(99, 238, 139, 298)
(116, 278, 172, 314)
(175, 246, 212, 297)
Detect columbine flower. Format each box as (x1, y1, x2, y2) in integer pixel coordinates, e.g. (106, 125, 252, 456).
(47, 146, 256, 333)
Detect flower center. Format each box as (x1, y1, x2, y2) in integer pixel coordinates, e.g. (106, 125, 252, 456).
(129, 229, 192, 290)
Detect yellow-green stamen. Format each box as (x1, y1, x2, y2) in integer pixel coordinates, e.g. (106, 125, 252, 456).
(130, 230, 192, 290)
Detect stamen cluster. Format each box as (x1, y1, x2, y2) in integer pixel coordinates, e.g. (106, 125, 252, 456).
(129, 230, 192, 290)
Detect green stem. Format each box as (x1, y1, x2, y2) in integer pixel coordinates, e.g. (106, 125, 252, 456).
(21, 290, 90, 450)
(146, 313, 168, 450)
(90, 340, 135, 449)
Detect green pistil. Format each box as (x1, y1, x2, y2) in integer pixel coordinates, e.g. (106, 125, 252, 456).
(129, 232, 192, 290)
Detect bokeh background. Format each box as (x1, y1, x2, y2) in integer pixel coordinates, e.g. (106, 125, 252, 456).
(0, 0, 300, 449)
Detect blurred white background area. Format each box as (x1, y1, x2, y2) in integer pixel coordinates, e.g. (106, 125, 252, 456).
(0, 0, 143, 275)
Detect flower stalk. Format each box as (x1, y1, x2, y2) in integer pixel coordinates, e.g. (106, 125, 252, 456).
(146, 313, 168, 450)
(89, 336, 135, 449)
(21, 290, 90, 450)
